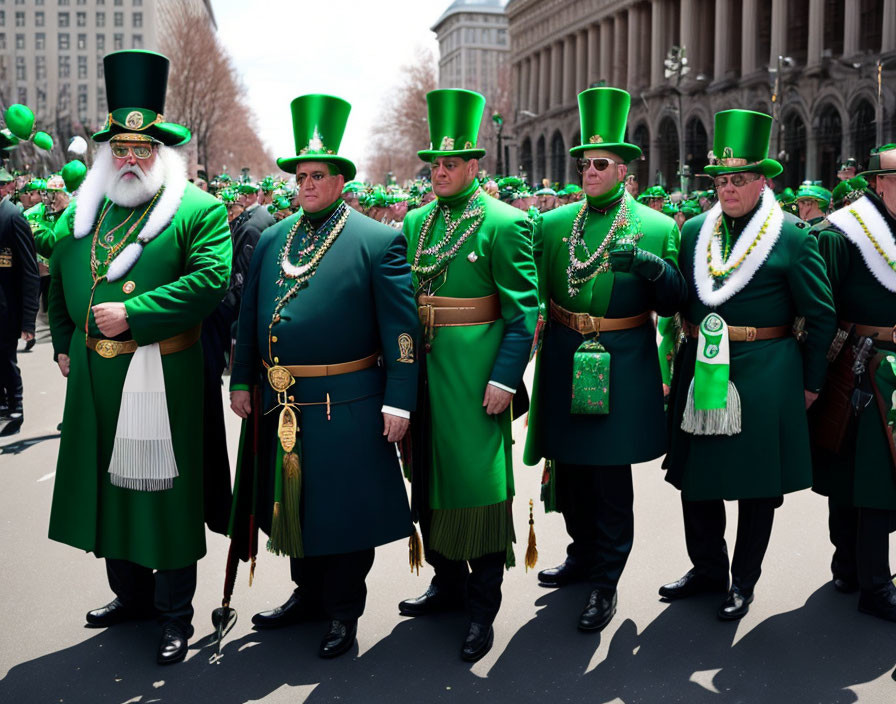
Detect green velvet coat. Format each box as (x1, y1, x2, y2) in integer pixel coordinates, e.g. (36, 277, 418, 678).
(47, 183, 232, 570)
(665, 203, 837, 500)
(403, 187, 539, 511)
(812, 194, 896, 510)
(524, 196, 682, 466)
(229, 207, 419, 557)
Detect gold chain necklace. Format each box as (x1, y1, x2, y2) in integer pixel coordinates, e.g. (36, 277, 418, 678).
(89, 187, 165, 283)
(411, 188, 484, 281)
(706, 204, 775, 280)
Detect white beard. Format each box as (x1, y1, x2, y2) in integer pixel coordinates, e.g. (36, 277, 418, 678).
(93, 143, 166, 207)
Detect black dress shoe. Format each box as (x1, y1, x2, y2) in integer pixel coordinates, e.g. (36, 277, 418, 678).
(659, 570, 729, 600)
(398, 583, 464, 617)
(85, 598, 154, 627)
(319, 619, 357, 659)
(460, 622, 494, 662)
(157, 622, 190, 665)
(858, 582, 896, 622)
(833, 576, 860, 594)
(717, 586, 754, 621)
(252, 592, 323, 629)
(577, 588, 617, 632)
(0, 413, 23, 437)
(537, 560, 589, 587)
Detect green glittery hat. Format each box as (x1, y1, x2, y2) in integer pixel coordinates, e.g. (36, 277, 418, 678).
(637, 185, 668, 203)
(277, 94, 356, 180)
(418, 89, 487, 161)
(704, 110, 782, 178)
(92, 51, 190, 146)
(795, 181, 832, 207)
(831, 176, 869, 209)
(569, 87, 642, 163)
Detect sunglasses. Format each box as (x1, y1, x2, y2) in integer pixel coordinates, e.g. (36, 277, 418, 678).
(576, 157, 618, 174)
(111, 143, 154, 160)
(712, 173, 762, 189)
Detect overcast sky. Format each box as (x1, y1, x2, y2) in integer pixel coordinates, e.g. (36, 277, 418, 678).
(212, 0, 449, 179)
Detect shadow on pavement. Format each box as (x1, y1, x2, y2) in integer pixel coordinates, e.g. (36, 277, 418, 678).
(1, 586, 894, 703)
(0, 433, 60, 455)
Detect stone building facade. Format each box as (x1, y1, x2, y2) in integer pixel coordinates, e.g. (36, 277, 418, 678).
(507, 0, 896, 190)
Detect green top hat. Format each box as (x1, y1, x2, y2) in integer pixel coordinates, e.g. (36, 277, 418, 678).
(277, 94, 356, 180)
(637, 185, 668, 202)
(418, 89, 487, 162)
(858, 144, 896, 177)
(236, 182, 258, 195)
(342, 180, 366, 194)
(705, 110, 782, 178)
(569, 87, 641, 163)
(831, 176, 868, 209)
(259, 176, 276, 192)
(795, 180, 832, 206)
(92, 50, 190, 146)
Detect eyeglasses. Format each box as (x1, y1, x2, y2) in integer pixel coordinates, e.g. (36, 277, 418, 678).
(576, 157, 617, 174)
(712, 173, 762, 189)
(111, 143, 154, 160)
(296, 172, 332, 186)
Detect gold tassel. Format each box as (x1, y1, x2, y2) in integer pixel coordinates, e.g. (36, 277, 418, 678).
(525, 499, 538, 571)
(408, 526, 424, 575)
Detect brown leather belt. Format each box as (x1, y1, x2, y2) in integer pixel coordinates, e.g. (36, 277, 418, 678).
(550, 300, 650, 335)
(264, 352, 380, 378)
(86, 326, 201, 359)
(417, 294, 501, 328)
(839, 320, 896, 345)
(683, 320, 790, 342)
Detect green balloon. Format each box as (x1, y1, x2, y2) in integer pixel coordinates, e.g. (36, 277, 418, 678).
(33, 131, 54, 151)
(4, 104, 35, 141)
(61, 159, 87, 192)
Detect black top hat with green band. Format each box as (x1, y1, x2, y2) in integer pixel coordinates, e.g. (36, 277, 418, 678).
(569, 87, 641, 163)
(418, 89, 487, 161)
(92, 50, 190, 146)
(276, 94, 356, 180)
(704, 110, 782, 178)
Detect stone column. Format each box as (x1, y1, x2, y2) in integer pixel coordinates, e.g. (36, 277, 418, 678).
(714, 0, 731, 80)
(680, 0, 696, 69)
(587, 23, 600, 85)
(627, 4, 640, 91)
(527, 55, 537, 114)
(741, 0, 758, 75)
(564, 34, 577, 102)
(551, 41, 563, 108)
(650, 0, 666, 87)
(539, 47, 550, 114)
(806, 0, 824, 68)
(600, 17, 614, 84)
(512, 61, 521, 115)
(843, 0, 860, 57)
(577, 29, 588, 93)
(884, 0, 896, 53)
(614, 11, 628, 88)
(770, 0, 787, 68)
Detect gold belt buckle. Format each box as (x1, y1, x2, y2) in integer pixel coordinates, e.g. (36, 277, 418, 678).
(418, 304, 435, 329)
(573, 312, 595, 335)
(94, 339, 122, 358)
(744, 326, 757, 342)
(267, 365, 295, 393)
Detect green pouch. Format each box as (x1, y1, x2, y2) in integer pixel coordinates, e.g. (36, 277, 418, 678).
(571, 337, 611, 415)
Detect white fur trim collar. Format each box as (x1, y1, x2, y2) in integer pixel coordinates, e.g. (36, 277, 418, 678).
(828, 195, 896, 293)
(693, 187, 784, 307)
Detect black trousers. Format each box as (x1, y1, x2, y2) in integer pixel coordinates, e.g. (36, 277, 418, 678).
(105, 558, 196, 632)
(426, 549, 506, 626)
(556, 463, 634, 592)
(288, 548, 375, 622)
(0, 333, 22, 413)
(681, 496, 781, 594)
(828, 501, 894, 591)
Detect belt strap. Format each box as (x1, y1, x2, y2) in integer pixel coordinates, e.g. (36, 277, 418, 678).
(264, 352, 380, 378)
(549, 300, 650, 335)
(86, 326, 200, 359)
(417, 294, 501, 328)
(684, 320, 790, 342)
(839, 320, 896, 345)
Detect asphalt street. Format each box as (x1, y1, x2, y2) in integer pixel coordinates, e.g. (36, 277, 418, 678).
(1, 321, 895, 703)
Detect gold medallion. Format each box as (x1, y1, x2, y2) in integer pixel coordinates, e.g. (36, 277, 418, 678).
(94, 340, 120, 359)
(278, 405, 298, 453)
(267, 365, 294, 393)
(397, 333, 415, 364)
(439, 136, 455, 151)
(125, 111, 144, 129)
(589, 134, 604, 144)
(122, 280, 136, 294)
(283, 452, 300, 479)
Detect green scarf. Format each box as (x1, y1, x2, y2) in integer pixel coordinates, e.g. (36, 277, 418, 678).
(681, 313, 742, 435)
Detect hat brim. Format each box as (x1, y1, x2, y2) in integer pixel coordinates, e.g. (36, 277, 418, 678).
(92, 122, 191, 147)
(857, 168, 896, 178)
(417, 148, 486, 162)
(569, 143, 642, 163)
(704, 158, 782, 179)
(277, 154, 356, 181)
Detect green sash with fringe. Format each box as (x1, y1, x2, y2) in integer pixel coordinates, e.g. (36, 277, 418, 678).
(682, 313, 742, 436)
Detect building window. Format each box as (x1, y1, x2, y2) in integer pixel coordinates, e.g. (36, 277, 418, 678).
(36, 0, 45, 5)
(114, 0, 122, 6)
(59, 11, 70, 27)
(97, 11, 104, 27)
(37, 87, 47, 116)
(15, 56, 25, 81)
(77, 11, 85, 26)
(58, 55, 70, 77)
(98, 92, 107, 117)
(59, 33, 70, 50)
(77, 33, 86, 49)
(15, 33, 23, 50)
(59, 84, 70, 114)
(35, 32, 45, 50)
(78, 0, 86, 4)
(15, 10, 24, 26)
(78, 85, 88, 122)
(131, 34, 142, 48)
(36, 55, 46, 80)
(97, 33, 105, 50)
(78, 54, 87, 79)
(97, 58, 104, 78)
(17, 87, 27, 106)
(59, 0, 70, 5)
(0, 12, 4, 26)
(0, 35, 5, 51)
(133, 11, 141, 27)
(134, 0, 142, 5)
(114, 33, 123, 49)
(35, 11, 44, 26)
(114, 11, 122, 26)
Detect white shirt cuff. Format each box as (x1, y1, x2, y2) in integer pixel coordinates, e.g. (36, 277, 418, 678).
(382, 405, 410, 419)
(488, 380, 516, 393)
